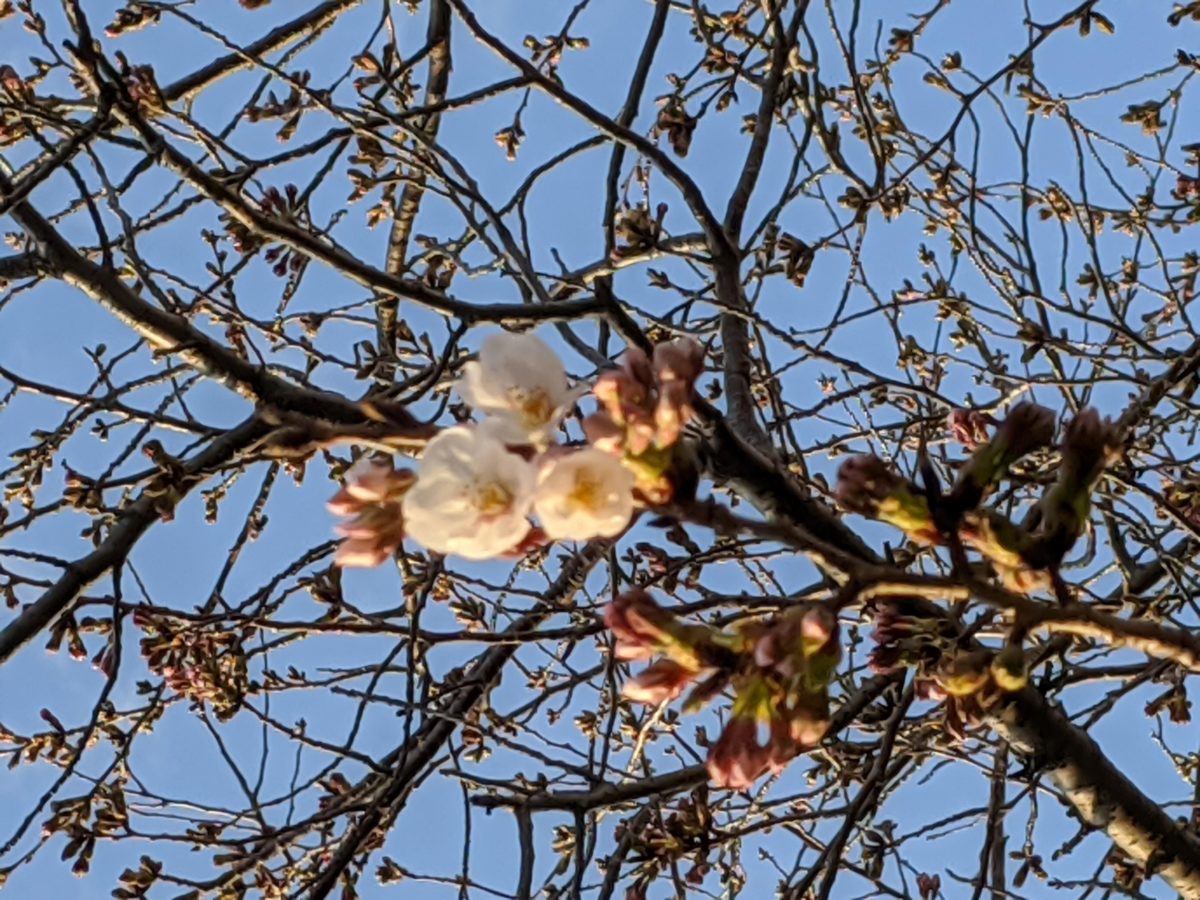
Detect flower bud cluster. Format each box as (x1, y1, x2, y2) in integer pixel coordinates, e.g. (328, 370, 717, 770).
(607, 590, 842, 790)
(585, 339, 705, 503)
(834, 455, 940, 545)
(326, 458, 415, 567)
(868, 598, 1029, 739)
(837, 404, 1117, 591)
(917, 646, 1029, 741)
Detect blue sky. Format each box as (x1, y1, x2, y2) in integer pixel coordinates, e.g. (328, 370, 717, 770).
(1, 0, 1198, 897)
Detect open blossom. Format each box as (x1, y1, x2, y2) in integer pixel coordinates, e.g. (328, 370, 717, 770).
(456, 331, 575, 447)
(534, 448, 635, 541)
(327, 457, 415, 567)
(401, 426, 535, 560)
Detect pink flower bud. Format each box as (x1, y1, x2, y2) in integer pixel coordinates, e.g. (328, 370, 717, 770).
(946, 408, 992, 449)
(994, 402, 1056, 461)
(784, 691, 831, 747)
(652, 337, 705, 386)
(581, 412, 625, 453)
(706, 717, 772, 790)
(334, 539, 392, 568)
(605, 589, 675, 661)
(327, 458, 413, 568)
(799, 606, 836, 651)
(653, 381, 693, 449)
(623, 347, 655, 392)
(622, 658, 697, 705)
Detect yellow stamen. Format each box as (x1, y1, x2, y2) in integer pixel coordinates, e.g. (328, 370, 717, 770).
(567, 470, 604, 513)
(509, 386, 553, 429)
(472, 480, 513, 517)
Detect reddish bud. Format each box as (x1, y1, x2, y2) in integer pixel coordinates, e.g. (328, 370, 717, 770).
(706, 717, 772, 790)
(622, 658, 697, 705)
(327, 458, 413, 568)
(946, 408, 992, 449)
(604, 589, 675, 661)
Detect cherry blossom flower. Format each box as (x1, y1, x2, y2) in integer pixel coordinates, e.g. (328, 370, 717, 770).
(401, 426, 536, 559)
(456, 331, 575, 447)
(534, 448, 635, 541)
(327, 457, 415, 567)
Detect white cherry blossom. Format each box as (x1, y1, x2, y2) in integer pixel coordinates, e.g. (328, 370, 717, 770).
(402, 425, 535, 559)
(534, 448, 635, 541)
(457, 332, 574, 447)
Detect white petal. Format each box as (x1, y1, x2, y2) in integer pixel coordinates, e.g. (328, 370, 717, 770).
(482, 332, 568, 401)
(447, 514, 531, 559)
(456, 361, 508, 416)
(475, 413, 531, 447)
(401, 423, 539, 559)
(418, 427, 481, 480)
(534, 449, 634, 541)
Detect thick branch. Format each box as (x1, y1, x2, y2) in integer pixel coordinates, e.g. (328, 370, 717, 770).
(992, 690, 1200, 899)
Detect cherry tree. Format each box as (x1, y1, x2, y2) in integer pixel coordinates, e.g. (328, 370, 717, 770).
(2, 0, 1200, 897)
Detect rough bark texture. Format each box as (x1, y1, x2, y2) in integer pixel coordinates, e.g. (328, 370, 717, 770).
(994, 690, 1200, 898)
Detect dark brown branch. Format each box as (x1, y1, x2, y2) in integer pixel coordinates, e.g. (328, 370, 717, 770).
(471, 672, 898, 811)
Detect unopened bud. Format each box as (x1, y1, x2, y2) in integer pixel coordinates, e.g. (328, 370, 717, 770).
(935, 650, 991, 697)
(952, 402, 1055, 509)
(622, 658, 697, 705)
(990, 646, 1028, 692)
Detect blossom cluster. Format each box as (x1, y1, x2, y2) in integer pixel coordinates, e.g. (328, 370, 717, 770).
(606, 589, 842, 790)
(328, 332, 704, 565)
